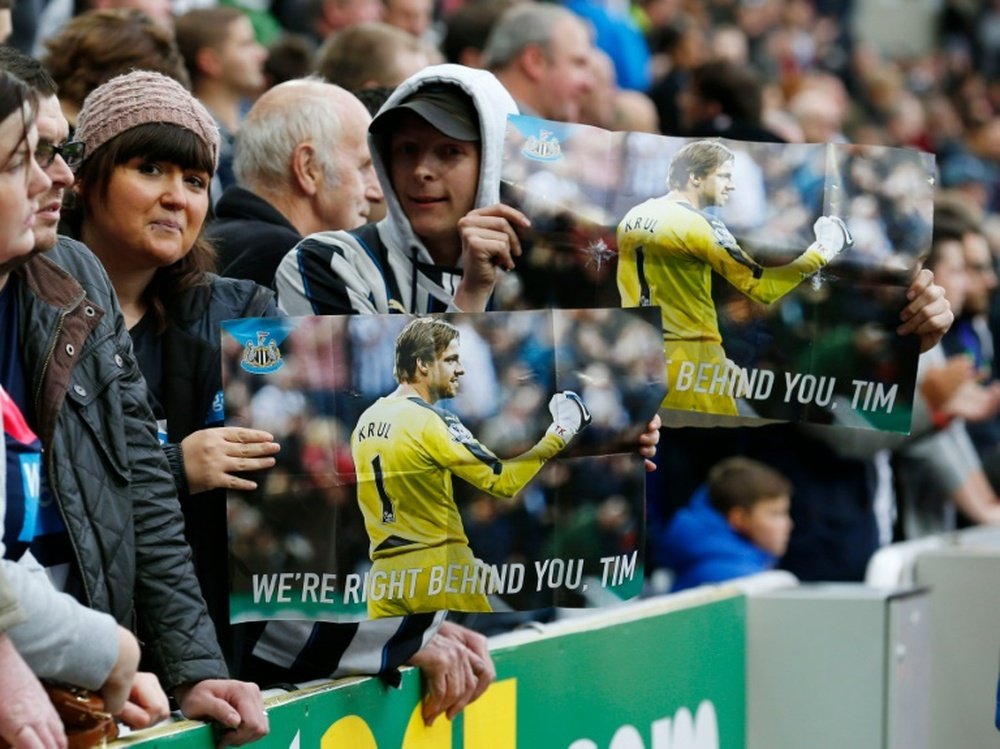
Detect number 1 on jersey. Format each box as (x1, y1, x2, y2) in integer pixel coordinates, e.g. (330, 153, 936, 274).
(635, 244, 652, 307)
(371, 454, 396, 523)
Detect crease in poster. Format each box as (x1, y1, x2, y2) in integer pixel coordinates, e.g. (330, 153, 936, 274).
(222, 307, 665, 622)
(500, 114, 936, 433)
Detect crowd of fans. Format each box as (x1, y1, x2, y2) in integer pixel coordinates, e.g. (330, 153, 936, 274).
(0, 0, 993, 744)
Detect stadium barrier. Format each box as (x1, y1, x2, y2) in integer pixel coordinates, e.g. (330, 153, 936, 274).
(867, 526, 1000, 749)
(112, 533, 998, 749)
(117, 588, 747, 749)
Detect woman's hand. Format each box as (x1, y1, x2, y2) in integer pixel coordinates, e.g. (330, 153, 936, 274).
(181, 428, 279, 494)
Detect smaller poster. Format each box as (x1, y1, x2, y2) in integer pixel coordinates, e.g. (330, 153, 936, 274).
(222, 307, 665, 622)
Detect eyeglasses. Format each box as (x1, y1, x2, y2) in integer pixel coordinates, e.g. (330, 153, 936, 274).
(36, 139, 86, 170)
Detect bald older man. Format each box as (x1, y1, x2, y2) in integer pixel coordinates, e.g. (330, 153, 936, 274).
(208, 78, 384, 287)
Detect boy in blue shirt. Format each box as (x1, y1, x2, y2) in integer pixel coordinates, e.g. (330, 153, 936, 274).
(659, 457, 793, 592)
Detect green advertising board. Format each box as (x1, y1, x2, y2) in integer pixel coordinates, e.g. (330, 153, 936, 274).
(119, 591, 745, 749)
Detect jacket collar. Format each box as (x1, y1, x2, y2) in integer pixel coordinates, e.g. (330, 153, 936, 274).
(214, 185, 299, 234)
(19, 252, 90, 313)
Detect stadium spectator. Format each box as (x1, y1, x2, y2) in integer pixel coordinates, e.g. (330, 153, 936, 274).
(645, 14, 707, 136)
(482, 3, 596, 123)
(577, 47, 660, 133)
(262, 33, 317, 89)
(311, 0, 383, 44)
(315, 21, 438, 93)
(579, 48, 617, 130)
(0, 68, 147, 742)
(679, 59, 785, 142)
(175, 7, 268, 198)
(32, 0, 173, 59)
(276, 64, 531, 316)
(41, 8, 188, 128)
(658, 457, 793, 592)
(0, 565, 64, 749)
(209, 78, 383, 286)
(613, 89, 660, 133)
(935, 197, 1000, 496)
(440, 0, 515, 69)
(564, 0, 652, 92)
(0, 46, 75, 263)
(381, 0, 432, 40)
(894, 228, 1000, 537)
(787, 80, 849, 144)
(65, 69, 279, 659)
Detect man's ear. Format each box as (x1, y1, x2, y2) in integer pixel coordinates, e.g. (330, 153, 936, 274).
(195, 46, 224, 80)
(291, 142, 320, 196)
(520, 44, 548, 82)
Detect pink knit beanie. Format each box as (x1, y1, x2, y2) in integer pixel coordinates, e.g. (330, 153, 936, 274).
(75, 70, 220, 169)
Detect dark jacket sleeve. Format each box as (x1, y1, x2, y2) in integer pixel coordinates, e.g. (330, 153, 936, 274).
(105, 272, 230, 690)
(162, 442, 190, 496)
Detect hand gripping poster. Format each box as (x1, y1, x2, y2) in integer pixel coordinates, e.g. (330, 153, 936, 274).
(222, 307, 665, 622)
(499, 116, 936, 432)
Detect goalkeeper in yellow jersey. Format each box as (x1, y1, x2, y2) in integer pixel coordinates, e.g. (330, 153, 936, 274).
(616, 139, 853, 416)
(351, 317, 591, 617)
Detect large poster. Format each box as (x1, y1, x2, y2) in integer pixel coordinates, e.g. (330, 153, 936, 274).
(222, 307, 665, 622)
(499, 116, 936, 432)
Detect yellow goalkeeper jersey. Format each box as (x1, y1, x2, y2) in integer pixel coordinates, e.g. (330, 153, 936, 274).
(616, 197, 826, 344)
(351, 395, 565, 560)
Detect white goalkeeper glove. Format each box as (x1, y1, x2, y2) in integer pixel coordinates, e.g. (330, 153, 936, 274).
(546, 391, 592, 443)
(812, 215, 854, 262)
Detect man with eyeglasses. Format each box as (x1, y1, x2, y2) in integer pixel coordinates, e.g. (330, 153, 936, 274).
(36, 138, 85, 171)
(0, 48, 80, 256)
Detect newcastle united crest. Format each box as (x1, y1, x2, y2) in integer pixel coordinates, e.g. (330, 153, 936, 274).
(241, 331, 283, 374)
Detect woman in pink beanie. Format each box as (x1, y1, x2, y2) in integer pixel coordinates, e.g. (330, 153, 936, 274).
(66, 70, 277, 740)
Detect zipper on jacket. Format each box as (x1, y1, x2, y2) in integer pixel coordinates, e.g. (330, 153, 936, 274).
(35, 308, 96, 609)
(33, 310, 64, 416)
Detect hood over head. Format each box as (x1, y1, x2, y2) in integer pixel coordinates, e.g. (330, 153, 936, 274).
(368, 64, 518, 255)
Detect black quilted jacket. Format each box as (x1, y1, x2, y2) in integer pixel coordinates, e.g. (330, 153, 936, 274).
(14, 237, 228, 691)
